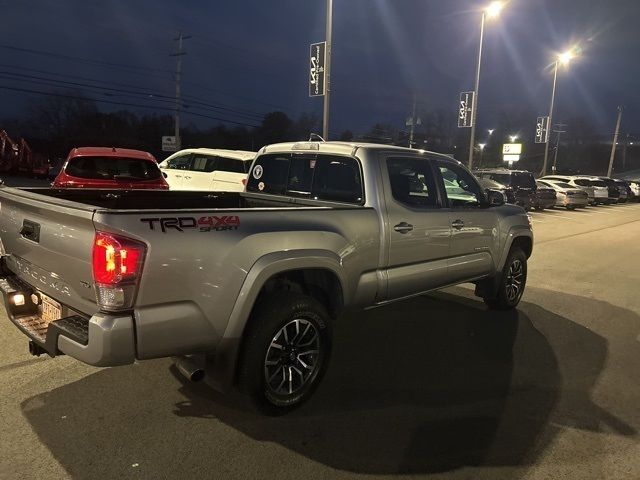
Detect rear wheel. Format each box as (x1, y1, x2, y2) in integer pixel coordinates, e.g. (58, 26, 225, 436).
(237, 292, 332, 414)
(484, 247, 527, 310)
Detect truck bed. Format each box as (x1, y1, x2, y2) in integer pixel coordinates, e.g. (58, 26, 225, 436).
(12, 188, 362, 211)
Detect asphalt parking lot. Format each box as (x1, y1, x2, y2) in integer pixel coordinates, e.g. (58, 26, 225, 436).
(1, 201, 639, 480)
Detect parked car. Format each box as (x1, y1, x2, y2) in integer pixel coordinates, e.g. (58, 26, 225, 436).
(614, 179, 632, 203)
(477, 177, 516, 203)
(578, 177, 610, 204)
(533, 181, 557, 210)
(52, 147, 168, 190)
(159, 148, 255, 192)
(537, 180, 589, 209)
(540, 175, 597, 205)
(599, 177, 622, 204)
(628, 180, 640, 201)
(474, 169, 537, 210)
(0, 141, 533, 412)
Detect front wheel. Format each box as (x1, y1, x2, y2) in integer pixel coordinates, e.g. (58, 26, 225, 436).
(484, 247, 527, 310)
(237, 292, 332, 414)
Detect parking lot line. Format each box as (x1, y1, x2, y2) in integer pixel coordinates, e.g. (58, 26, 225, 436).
(539, 213, 577, 220)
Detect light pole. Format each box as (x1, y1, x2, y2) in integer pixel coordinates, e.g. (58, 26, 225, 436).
(478, 143, 486, 167)
(541, 50, 574, 176)
(468, 1, 503, 169)
(322, 0, 333, 140)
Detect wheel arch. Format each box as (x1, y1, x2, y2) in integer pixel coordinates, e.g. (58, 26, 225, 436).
(204, 250, 346, 392)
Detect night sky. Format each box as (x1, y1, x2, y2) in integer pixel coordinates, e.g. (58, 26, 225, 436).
(1, 0, 638, 140)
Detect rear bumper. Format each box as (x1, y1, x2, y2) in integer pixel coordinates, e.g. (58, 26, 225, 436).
(0, 266, 135, 367)
(563, 196, 589, 206)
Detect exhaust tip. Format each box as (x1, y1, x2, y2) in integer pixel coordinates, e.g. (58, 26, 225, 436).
(190, 369, 205, 382)
(174, 355, 205, 382)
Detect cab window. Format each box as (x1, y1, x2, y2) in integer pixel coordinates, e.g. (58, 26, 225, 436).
(246, 153, 363, 204)
(386, 157, 439, 208)
(437, 162, 484, 207)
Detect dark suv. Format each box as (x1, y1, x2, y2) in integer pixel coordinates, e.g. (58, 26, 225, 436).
(474, 169, 537, 211)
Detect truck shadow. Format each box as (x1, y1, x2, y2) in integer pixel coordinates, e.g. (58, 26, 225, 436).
(20, 289, 637, 478)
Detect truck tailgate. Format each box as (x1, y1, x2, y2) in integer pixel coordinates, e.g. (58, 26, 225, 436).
(0, 188, 98, 315)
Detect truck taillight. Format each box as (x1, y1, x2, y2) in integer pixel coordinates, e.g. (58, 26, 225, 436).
(92, 232, 146, 310)
(241, 178, 247, 186)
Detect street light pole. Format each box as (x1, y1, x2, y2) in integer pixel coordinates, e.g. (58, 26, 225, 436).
(541, 61, 558, 177)
(468, 11, 486, 169)
(322, 0, 333, 140)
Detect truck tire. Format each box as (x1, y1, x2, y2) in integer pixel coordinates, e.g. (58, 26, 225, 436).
(484, 247, 527, 310)
(237, 292, 332, 414)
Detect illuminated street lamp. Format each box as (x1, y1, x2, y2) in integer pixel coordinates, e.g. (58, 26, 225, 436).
(488, 129, 495, 136)
(541, 49, 576, 176)
(509, 135, 519, 143)
(468, 1, 505, 169)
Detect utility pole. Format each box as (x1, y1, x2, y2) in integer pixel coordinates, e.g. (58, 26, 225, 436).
(171, 32, 190, 150)
(408, 94, 417, 148)
(622, 133, 629, 170)
(607, 106, 623, 177)
(551, 123, 567, 173)
(322, 0, 333, 140)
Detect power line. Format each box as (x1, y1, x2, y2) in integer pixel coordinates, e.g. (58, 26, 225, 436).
(0, 63, 269, 118)
(0, 70, 267, 121)
(0, 44, 174, 76)
(0, 85, 260, 128)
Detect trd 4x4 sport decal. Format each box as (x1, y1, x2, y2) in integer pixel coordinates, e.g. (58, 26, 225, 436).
(140, 216, 240, 233)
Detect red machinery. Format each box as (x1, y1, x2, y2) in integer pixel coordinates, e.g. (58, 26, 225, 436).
(0, 130, 49, 177)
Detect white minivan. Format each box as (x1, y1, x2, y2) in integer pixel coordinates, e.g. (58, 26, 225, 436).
(159, 148, 256, 192)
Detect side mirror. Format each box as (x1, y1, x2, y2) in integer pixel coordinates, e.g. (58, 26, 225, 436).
(485, 188, 505, 206)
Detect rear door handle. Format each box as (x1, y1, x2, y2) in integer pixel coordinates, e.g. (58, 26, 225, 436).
(185, 176, 192, 180)
(394, 222, 414, 234)
(451, 219, 464, 230)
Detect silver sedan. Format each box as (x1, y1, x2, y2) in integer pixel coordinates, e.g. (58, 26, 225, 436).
(537, 180, 589, 210)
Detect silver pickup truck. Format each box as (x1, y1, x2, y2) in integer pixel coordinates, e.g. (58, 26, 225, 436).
(0, 141, 532, 412)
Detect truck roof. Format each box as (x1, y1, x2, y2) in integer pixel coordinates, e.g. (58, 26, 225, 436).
(260, 141, 459, 163)
(69, 147, 156, 162)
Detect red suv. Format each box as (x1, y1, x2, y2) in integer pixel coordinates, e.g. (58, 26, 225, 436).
(53, 147, 169, 189)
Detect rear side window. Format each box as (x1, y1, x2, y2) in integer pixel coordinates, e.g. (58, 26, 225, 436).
(512, 172, 536, 188)
(246, 153, 363, 203)
(65, 156, 161, 180)
(191, 155, 217, 172)
(574, 179, 590, 186)
(487, 173, 512, 186)
(216, 157, 250, 174)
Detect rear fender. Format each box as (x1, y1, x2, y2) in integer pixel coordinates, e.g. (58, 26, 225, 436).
(204, 249, 346, 392)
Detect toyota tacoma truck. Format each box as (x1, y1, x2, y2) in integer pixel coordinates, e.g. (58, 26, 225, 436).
(0, 141, 533, 412)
